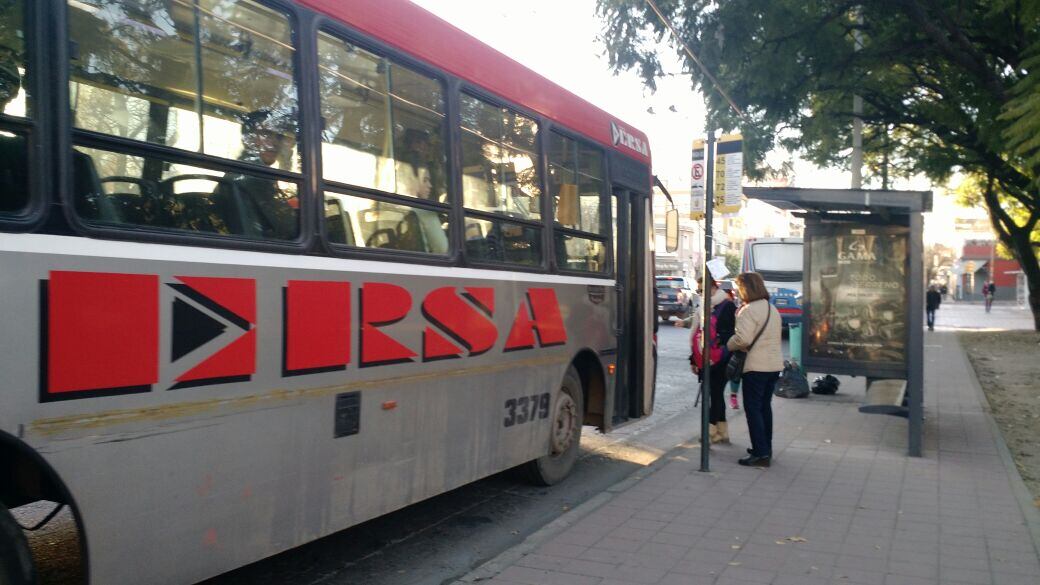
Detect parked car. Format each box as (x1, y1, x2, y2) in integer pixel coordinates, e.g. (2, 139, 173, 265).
(655, 276, 696, 321)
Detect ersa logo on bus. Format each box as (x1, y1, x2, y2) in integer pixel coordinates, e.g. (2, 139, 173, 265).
(610, 121, 649, 157)
(39, 271, 567, 402)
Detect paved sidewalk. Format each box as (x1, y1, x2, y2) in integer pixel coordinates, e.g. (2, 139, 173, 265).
(458, 331, 1040, 585)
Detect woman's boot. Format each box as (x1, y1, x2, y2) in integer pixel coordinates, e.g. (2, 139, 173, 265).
(709, 423, 721, 444)
(717, 421, 730, 444)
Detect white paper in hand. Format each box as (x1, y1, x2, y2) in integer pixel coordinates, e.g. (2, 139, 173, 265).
(706, 257, 730, 281)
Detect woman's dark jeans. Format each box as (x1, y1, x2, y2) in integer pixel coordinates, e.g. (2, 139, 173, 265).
(708, 364, 728, 424)
(742, 371, 780, 458)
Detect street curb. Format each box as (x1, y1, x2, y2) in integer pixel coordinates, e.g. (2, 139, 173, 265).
(953, 332, 1040, 557)
(450, 439, 702, 584)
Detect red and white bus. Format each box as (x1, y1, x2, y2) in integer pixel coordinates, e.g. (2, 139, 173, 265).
(0, 1, 656, 583)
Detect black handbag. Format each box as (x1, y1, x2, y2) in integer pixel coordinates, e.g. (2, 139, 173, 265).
(726, 303, 771, 383)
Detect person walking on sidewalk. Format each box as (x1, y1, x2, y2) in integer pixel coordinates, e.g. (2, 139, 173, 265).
(984, 281, 996, 312)
(689, 280, 737, 444)
(728, 273, 783, 467)
(926, 285, 941, 331)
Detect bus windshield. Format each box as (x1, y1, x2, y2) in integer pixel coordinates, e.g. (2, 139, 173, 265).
(751, 242, 802, 282)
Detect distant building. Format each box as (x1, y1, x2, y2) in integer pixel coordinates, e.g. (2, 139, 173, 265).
(652, 188, 702, 277)
(956, 239, 1020, 301)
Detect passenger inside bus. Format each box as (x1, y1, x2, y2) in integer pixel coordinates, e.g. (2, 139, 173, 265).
(395, 128, 435, 201)
(215, 109, 299, 240)
(0, 49, 28, 214)
(0, 45, 108, 220)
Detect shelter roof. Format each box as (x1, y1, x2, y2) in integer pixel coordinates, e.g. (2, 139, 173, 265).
(743, 187, 932, 214)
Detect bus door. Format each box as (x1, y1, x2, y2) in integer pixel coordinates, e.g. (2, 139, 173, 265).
(611, 187, 651, 427)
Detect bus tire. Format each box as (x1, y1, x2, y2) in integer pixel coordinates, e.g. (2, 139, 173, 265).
(522, 366, 583, 486)
(0, 505, 36, 585)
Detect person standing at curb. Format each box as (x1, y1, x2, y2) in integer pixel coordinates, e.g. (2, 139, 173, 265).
(689, 280, 737, 444)
(728, 272, 783, 467)
(926, 285, 941, 331)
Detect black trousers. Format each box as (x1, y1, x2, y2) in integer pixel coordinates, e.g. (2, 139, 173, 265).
(742, 371, 780, 458)
(708, 363, 728, 424)
(926, 308, 936, 328)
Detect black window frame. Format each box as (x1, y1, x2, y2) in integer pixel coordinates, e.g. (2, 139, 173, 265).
(312, 18, 456, 265)
(0, 0, 46, 231)
(456, 84, 548, 273)
(8, 0, 635, 276)
(545, 125, 611, 276)
(56, 0, 314, 253)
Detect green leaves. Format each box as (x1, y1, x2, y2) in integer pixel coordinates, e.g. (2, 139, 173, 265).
(1001, 45, 1040, 181)
(597, 0, 1040, 326)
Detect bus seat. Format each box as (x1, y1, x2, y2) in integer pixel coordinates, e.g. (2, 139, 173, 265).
(71, 150, 115, 222)
(395, 210, 422, 251)
(324, 198, 354, 246)
(97, 176, 163, 226)
(157, 176, 227, 234)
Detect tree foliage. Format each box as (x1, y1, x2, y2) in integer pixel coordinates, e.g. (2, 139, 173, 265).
(597, 0, 1040, 328)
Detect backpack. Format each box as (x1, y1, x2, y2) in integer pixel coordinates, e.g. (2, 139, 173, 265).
(691, 301, 730, 369)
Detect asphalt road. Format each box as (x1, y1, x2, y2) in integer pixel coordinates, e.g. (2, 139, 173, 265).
(18, 319, 787, 585)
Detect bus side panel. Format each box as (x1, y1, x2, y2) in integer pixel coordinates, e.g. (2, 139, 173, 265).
(0, 238, 616, 585)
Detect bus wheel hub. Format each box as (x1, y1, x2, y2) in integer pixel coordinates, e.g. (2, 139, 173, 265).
(550, 394, 578, 455)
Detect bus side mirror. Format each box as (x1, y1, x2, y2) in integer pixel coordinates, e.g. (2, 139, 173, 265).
(665, 208, 679, 253)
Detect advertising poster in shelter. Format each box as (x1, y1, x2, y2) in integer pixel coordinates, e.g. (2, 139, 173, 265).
(805, 222, 909, 374)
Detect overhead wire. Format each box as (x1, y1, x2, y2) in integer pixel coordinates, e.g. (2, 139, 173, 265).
(643, 0, 748, 122)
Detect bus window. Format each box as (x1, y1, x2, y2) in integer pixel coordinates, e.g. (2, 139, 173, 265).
(464, 215, 541, 266)
(548, 132, 605, 234)
(67, 0, 299, 171)
(0, 0, 29, 215)
(74, 146, 300, 240)
(555, 232, 607, 273)
(317, 32, 448, 203)
(459, 94, 540, 221)
(324, 192, 448, 255)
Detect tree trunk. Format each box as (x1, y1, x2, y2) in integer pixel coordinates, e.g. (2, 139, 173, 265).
(1006, 227, 1040, 330)
(980, 173, 1039, 330)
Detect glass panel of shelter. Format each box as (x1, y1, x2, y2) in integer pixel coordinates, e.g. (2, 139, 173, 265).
(66, 0, 301, 240)
(0, 0, 30, 215)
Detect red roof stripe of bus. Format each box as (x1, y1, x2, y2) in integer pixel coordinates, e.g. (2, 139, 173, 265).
(297, 0, 651, 164)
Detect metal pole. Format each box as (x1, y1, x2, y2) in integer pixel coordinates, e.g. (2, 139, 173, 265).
(699, 128, 716, 472)
(908, 213, 924, 456)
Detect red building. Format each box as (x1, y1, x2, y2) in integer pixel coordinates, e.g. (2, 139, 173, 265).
(958, 240, 1020, 300)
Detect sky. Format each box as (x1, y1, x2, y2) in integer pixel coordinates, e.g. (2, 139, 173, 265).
(411, 0, 969, 246)
(411, 0, 707, 189)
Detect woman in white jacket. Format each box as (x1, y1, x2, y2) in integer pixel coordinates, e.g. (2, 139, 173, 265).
(727, 272, 783, 467)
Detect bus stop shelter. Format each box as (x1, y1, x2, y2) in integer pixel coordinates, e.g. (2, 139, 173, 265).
(744, 187, 932, 457)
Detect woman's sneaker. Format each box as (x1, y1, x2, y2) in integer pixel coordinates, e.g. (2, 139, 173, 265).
(729, 394, 739, 409)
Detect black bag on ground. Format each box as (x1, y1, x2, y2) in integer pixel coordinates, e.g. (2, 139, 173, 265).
(811, 374, 841, 395)
(774, 361, 809, 398)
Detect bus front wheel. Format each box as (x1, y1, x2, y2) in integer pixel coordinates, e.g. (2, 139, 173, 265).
(523, 366, 583, 486)
(0, 505, 37, 585)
